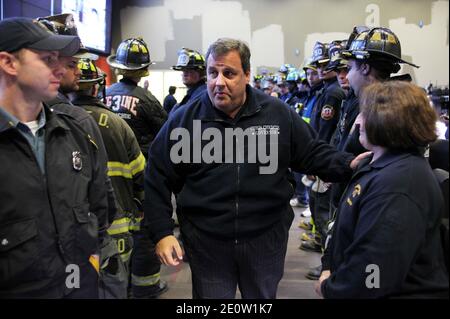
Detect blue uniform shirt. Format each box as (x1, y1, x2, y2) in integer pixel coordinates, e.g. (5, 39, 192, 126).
(0, 107, 46, 174)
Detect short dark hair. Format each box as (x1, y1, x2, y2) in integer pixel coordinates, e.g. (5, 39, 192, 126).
(360, 81, 438, 150)
(169, 86, 176, 94)
(352, 56, 400, 81)
(205, 38, 251, 73)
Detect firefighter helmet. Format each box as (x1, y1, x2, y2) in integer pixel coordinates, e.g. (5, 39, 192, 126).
(303, 57, 317, 72)
(253, 74, 264, 82)
(275, 73, 286, 85)
(37, 13, 97, 60)
(286, 68, 300, 82)
(342, 27, 419, 68)
(172, 48, 205, 71)
(311, 42, 330, 65)
(299, 70, 307, 83)
(78, 58, 105, 84)
(326, 40, 348, 72)
(107, 37, 154, 71)
(279, 64, 294, 74)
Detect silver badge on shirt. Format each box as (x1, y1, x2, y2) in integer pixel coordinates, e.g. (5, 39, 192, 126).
(72, 151, 82, 171)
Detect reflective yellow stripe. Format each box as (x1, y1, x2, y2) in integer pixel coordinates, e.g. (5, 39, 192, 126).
(302, 117, 311, 123)
(107, 217, 132, 235)
(107, 226, 130, 235)
(129, 153, 146, 175)
(129, 225, 141, 231)
(131, 273, 160, 286)
(129, 217, 143, 231)
(107, 153, 146, 179)
(107, 217, 143, 234)
(108, 166, 133, 178)
(113, 217, 131, 224)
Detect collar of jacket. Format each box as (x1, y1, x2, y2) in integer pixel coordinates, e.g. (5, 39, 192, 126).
(347, 88, 357, 99)
(120, 77, 138, 86)
(309, 82, 324, 96)
(46, 92, 71, 108)
(71, 94, 110, 111)
(0, 104, 69, 133)
(187, 80, 206, 96)
(370, 149, 418, 169)
(199, 84, 262, 122)
(356, 150, 414, 177)
(0, 107, 16, 132)
(323, 77, 339, 90)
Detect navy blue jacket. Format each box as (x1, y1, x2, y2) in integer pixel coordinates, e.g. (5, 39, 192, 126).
(163, 94, 177, 114)
(144, 85, 354, 243)
(299, 83, 323, 123)
(170, 81, 207, 115)
(105, 78, 167, 157)
(322, 151, 449, 298)
(331, 89, 361, 152)
(310, 78, 346, 143)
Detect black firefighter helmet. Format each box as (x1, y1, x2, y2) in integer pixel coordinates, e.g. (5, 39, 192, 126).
(342, 26, 419, 68)
(326, 40, 348, 72)
(311, 42, 330, 66)
(172, 47, 205, 71)
(107, 37, 154, 72)
(78, 58, 105, 85)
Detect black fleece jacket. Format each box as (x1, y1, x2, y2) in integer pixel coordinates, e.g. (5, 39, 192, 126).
(144, 85, 354, 243)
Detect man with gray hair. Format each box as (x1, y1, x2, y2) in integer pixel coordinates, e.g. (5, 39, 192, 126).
(144, 38, 366, 299)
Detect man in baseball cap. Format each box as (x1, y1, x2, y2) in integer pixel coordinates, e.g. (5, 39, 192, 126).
(0, 17, 109, 298)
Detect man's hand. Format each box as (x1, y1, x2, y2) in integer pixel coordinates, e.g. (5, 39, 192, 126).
(315, 270, 331, 298)
(156, 235, 184, 266)
(350, 151, 372, 170)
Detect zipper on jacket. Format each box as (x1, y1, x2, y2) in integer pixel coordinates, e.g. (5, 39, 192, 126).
(234, 132, 240, 245)
(38, 132, 67, 262)
(42, 163, 66, 260)
(207, 109, 261, 245)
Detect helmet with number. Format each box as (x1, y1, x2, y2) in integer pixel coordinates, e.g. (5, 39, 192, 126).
(78, 58, 105, 84)
(107, 37, 153, 73)
(342, 27, 419, 68)
(326, 40, 348, 72)
(172, 47, 205, 71)
(37, 13, 98, 60)
(311, 42, 330, 66)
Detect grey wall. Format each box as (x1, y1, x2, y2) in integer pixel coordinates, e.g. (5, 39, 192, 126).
(112, 0, 449, 87)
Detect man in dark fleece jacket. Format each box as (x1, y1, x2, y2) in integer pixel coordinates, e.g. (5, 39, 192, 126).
(144, 38, 364, 299)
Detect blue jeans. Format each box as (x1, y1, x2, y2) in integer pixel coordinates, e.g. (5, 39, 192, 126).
(293, 172, 309, 204)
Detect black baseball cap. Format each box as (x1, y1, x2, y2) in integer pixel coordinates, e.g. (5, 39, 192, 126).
(0, 17, 80, 56)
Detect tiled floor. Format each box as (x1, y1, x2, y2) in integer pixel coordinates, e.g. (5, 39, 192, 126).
(158, 206, 322, 299)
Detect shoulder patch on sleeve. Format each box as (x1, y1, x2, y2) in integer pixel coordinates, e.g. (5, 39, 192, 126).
(321, 105, 335, 120)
